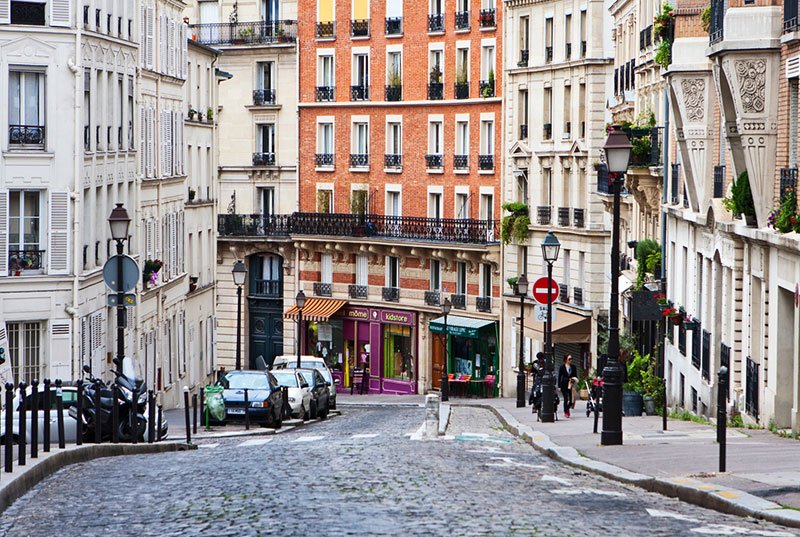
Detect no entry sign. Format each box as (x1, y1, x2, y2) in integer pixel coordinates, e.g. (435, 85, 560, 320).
(532, 277, 559, 305)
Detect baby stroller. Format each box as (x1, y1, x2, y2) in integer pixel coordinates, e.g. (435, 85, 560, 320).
(585, 377, 604, 417)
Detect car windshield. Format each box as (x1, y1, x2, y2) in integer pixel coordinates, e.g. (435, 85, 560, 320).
(272, 371, 298, 387)
(219, 373, 270, 390)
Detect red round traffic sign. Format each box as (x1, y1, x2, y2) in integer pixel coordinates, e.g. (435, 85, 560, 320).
(532, 277, 559, 304)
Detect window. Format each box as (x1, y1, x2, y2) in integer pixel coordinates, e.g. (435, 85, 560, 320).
(318, 55, 334, 87)
(262, 0, 279, 21)
(480, 193, 494, 221)
(387, 122, 402, 156)
(258, 124, 276, 160)
(9, 70, 45, 146)
(387, 51, 402, 85)
(321, 253, 333, 284)
(545, 17, 553, 62)
(580, 10, 587, 57)
(563, 84, 572, 137)
(455, 191, 469, 218)
(11, 1, 45, 25)
(261, 187, 275, 216)
(353, 122, 369, 157)
(455, 120, 469, 162)
(578, 82, 586, 138)
(543, 87, 552, 138)
(430, 259, 441, 291)
(9, 191, 42, 268)
(387, 190, 401, 216)
(455, 47, 469, 96)
(518, 245, 527, 276)
(563, 249, 571, 293)
(257, 61, 275, 91)
(519, 16, 530, 57)
(428, 121, 443, 155)
(456, 262, 467, 294)
(351, 188, 368, 215)
(428, 191, 442, 219)
(480, 120, 494, 154)
(353, 53, 369, 88)
(387, 256, 399, 288)
(83, 70, 91, 150)
(317, 122, 334, 159)
(517, 171, 528, 203)
(519, 89, 528, 138)
(356, 254, 368, 286)
(7, 322, 41, 385)
(317, 188, 333, 213)
(429, 49, 443, 84)
(480, 263, 491, 297)
(480, 45, 495, 80)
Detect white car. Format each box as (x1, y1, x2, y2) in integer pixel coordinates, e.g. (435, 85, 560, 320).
(271, 369, 313, 420)
(272, 355, 338, 409)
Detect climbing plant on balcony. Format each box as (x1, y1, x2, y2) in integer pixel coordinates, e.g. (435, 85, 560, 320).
(701, 4, 711, 33)
(634, 239, 660, 289)
(653, 2, 675, 40)
(655, 39, 672, 69)
(500, 202, 530, 244)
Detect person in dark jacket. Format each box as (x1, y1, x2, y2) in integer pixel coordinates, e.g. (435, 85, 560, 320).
(558, 354, 578, 418)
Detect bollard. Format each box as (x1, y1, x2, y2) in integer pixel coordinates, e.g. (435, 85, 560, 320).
(183, 387, 191, 444)
(30, 379, 39, 459)
(93, 380, 102, 444)
(244, 388, 250, 430)
(4, 383, 13, 472)
(593, 395, 600, 434)
(55, 380, 66, 449)
(147, 390, 155, 444)
(282, 386, 290, 419)
(75, 382, 83, 446)
(717, 366, 728, 473)
(43, 379, 51, 452)
(130, 385, 138, 445)
(199, 387, 205, 426)
(192, 393, 198, 435)
(157, 404, 163, 441)
(18, 382, 27, 466)
(424, 394, 440, 439)
(111, 383, 120, 444)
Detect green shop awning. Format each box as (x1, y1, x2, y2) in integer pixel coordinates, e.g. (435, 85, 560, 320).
(429, 316, 496, 339)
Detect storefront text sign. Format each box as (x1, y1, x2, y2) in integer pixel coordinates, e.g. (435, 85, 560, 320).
(344, 308, 370, 321)
(379, 309, 415, 326)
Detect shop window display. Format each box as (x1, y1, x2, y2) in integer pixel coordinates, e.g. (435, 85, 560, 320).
(383, 324, 414, 380)
(306, 320, 344, 371)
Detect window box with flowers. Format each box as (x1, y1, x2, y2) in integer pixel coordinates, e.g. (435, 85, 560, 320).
(143, 259, 163, 289)
(767, 187, 800, 234)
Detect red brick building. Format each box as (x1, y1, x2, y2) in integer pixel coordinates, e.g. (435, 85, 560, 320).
(294, 0, 503, 395)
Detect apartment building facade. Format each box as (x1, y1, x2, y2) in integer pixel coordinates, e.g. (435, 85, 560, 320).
(501, 0, 612, 391)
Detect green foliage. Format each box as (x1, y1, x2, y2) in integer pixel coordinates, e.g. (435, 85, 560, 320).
(500, 202, 530, 244)
(728, 413, 744, 428)
(646, 250, 662, 276)
(507, 276, 519, 290)
(669, 407, 712, 424)
(350, 190, 367, 215)
(429, 64, 442, 84)
(634, 109, 656, 129)
(631, 135, 652, 158)
(388, 67, 402, 87)
(701, 4, 711, 33)
(597, 324, 638, 359)
(770, 188, 798, 233)
(206, 107, 214, 121)
(655, 39, 672, 69)
(623, 351, 649, 392)
(635, 239, 660, 288)
(724, 171, 755, 217)
(456, 63, 468, 85)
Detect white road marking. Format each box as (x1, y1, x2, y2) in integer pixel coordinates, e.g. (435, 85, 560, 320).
(551, 488, 626, 498)
(198, 443, 219, 449)
(646, 509, 700, 523)
(351, 433, 379, 439)
(690, 525, 795, 536)
(485, 456, 546, 470)
(541, 475, 573, 485)
(238, 438, 273, 447)
(293, 435, 325, 443)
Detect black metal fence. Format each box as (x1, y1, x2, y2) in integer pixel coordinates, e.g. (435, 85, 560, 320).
(786, 0, 799, 32)
(701, 330, 711, 381)
(713, 165, 726, 198)
(189, 20, 297, 46)
(780, 167, 798, 201)
(710, 0, 725, 43)
(217, 214, 293, 237)
(745, 356, 759, 421)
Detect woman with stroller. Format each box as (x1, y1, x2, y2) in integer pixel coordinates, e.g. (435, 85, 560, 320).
(558, 354, 578, 418)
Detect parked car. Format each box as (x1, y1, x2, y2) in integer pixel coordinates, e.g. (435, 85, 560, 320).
(272, 355, 338, 409)
(218, 370, 284, 428)
(291, 368, 331, 420)
(271, 369, 312, 420)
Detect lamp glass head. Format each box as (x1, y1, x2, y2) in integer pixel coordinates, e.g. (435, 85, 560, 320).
(603, 125, 632, 174)
(231, 260, 247, 286)
(541, 231, 561, 263)
(516, 273, 529, 295)
(108, 203, 131, 241)
(442, 297, 452, 315)
(295, 289, 307, 309)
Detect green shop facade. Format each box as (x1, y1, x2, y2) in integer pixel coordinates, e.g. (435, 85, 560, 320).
(429, 316, 499, 397)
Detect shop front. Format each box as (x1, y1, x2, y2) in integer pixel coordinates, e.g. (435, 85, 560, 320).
(429, 316, 499, 397)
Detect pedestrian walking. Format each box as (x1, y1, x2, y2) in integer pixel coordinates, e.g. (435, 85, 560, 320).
(558, 354, 578, 418)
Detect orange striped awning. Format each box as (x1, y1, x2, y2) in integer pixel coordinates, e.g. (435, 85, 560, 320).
(284, 298, 348, 322)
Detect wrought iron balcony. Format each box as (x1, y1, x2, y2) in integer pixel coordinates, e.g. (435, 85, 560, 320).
(519, 124, 528, 139)
(313, 282, 332, 297)
(714, 165, 726, 198)
(315, 153, 334, 167)
(426, 154, 443, 169)
(537, 206, 552, 225)
(189, 20, 297, 46)
(454, 154, 469, 170)
(786, 0, 799, 32)
(479, 8, 495, 28)
(428, 13, 444, 32)
(350, 153, 369, 168)
(384, 154, 402, 169)
(8, 249, 45, 274)
(424, 290, 441, 306)
(671, 163, 681, 204)
(253, 152, 276, 166)
(479, 79, 495, 97)
(545, 46, 553, 63)
(218, 214, 293, 237)
(382, 286, 400, 302)
(518, 49, 529, 67)
(454, 83, 469, 99)
(455, 11, 470, 30)
(780, 167, 798, 202)
(385, 16, 403, 35)
(351, 19, 370, 37)
(476, 296, 491, 312)
(254, 279, 282, 297)
(710, 0, 724, 43)
(349, 284, 368, 299)
(351, 85, 370, 101)
(253, 89, 276, 105)
(543, 123, 552, 140)
(9, 125, 45, 146)
(316, 86, 335, 101)
(478, 154, 494, 170)
(573, 208, 585, 228)
(574, 287, 584, 306)
(452, 293, 466, 309)
(316, 21, 335, 38)
(558, 207, 570, 227)
(385, 85, 402, 101)
(428, 83, 444, 100)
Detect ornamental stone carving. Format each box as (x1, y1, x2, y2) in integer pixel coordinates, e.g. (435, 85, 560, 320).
(734, 59, 766, 114)
(681, 78, 705, 122)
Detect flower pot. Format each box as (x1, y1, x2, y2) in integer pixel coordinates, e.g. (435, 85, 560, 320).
(643, 396, 656, 416)
(14, 270, 21, 276)
(622, 390, 644, 417)
(670, 314, 683, 326)
(744, 214, 757, 227)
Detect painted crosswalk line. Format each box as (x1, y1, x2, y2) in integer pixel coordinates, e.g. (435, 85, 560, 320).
(689, 525, 795, 536)
(551, 488, 626, 498)
(485, 456, 546, 470)
(238, 438, 273, 447)
(351, 433, 379, 439)
(198, 443, 220, 449)
(541, 475, 572, 485)
(293, 435, 325, 443)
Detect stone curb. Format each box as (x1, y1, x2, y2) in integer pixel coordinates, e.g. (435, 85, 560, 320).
(439, 403, 451, 436)
(0, 442, 192, 515)
(457, 402, 800, 530)
(337, 401, 424, 408)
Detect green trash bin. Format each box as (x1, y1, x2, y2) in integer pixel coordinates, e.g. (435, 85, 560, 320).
(204, 385, 225, 427)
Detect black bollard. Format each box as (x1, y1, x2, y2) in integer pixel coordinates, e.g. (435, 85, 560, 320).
(244, 388, 250, 430)
(157, 404, 163, 441)
(130, 385, 138, 445)
(4, 384, 13, 472)
(717, 366, 728, 473)
(183, 388, 191, 444)
(93, 380, 102, 444)
(147, 390, 155, 444)
(199, 387, 205, 426)
(43, 379, 51, 452)
(18, 382, 27, 466)
(55, 380, 65, 449)
(30, 379, 39, 459)
(192, 393, 198, 435)
(111, 383, 120, 444)
(75, 382, 83, 446)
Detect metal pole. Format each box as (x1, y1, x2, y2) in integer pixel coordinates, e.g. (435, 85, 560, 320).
(602, 172, 625, 445)
(541, 262, 556, 423)
(4, 384, 13, 472)
(116, 240, 126, 372)
(131, 385, 138, 445)
(112, 383, 120, 444)
(296, 309, 303, 369)
(718, 366, 728, 473)
(18, 383, 27, 466)
(660, 317, 667, 431)
(192, 393, 198, 434)
(55, 380, 65, 449)
(30, 379, 38, 459)
(199, 387, 205, 426)
(236, 284, 242, 370)
(183, 388, 191, 444)
(441, 313, 449, 402)
(147, 390, 155, 443)
(93, 380, 102, 444)
(244, 388, 250, 430)
(516, 291, 526, 408)
(43, 378, 51, 452)
(75, 382, 83, 446)
(157, 404, 163, 441)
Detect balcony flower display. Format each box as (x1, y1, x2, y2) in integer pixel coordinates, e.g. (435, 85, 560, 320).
(144, 259, 163, 288)
(767, 187, 800, 234)
(500, 202, 530, 244)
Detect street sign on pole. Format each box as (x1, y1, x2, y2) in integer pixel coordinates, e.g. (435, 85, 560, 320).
(534, 304, 558, 323)
(107, 293, 137, 307)
(532, 277, 559, 304)
(102, 255, 139, 293)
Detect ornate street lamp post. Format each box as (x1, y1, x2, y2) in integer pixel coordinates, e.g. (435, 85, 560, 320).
(108, 204, 131, 372)
(540, 231, 561, 423)
(295, 289, 307, 369)
(232, 261, 247, 370)
(515, 274, 529, 408)
(440, 296, 452, 402)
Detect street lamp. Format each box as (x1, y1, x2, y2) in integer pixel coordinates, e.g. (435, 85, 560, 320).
(232, 261, 247, 370)
(515, 274, 529, 408)
(601, 125, 632, 446)
(539, 231, 560, 423)
(440, 296, 452, 402)
(108, 203, 130, 372)
(295, 289, 307, 369)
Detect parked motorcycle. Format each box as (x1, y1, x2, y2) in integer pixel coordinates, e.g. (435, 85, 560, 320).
(529, 369, 560, 421)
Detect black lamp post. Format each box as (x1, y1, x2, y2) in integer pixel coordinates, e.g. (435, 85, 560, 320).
(539, 231, 561, 423)
(515, 274, 529, 408)
(440, 296, 452, 402)
(232, 261, 247, 370)
(108, 203, 131, 372)
(601, 125, 632, 446)
(295, 289, 307, 369)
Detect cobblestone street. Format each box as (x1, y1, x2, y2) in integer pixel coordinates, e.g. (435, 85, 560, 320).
(0, 407, 796, 537)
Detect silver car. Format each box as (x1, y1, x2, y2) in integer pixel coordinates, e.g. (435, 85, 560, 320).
(271, 369, 313, 420)
(272, 355, 338, 409)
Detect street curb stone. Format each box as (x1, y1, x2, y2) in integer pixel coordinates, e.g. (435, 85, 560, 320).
(457, 402, 800, 530)
(439, 403, 451, 436)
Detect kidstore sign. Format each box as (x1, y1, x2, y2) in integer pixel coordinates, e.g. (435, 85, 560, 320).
(379, 309, 415, 326)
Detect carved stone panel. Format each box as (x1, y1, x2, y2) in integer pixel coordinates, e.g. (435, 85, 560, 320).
(734, 59, 766, 114)
(681, 78, 706, 122)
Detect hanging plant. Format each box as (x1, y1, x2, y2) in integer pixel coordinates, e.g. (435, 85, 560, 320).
(655, 39, 672, 69)
(768, 187, 799, 233)
(723, 171, 755, 222)
(653, 2, 675, 40)
(701, 4, 711, 33)
(500, 202, 530, 244)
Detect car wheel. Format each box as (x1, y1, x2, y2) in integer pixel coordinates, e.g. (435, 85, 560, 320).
(319, 400, 329, 420)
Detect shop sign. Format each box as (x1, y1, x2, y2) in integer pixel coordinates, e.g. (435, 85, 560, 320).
(379, 309, 415, 326)
(344, 308, 370, 321)
(318, 323, 333, 341)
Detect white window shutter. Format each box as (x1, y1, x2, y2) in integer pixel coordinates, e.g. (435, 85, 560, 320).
(48, 191, 71, 275)
(181, 24, 188, 79)
(49, 321, 72, 381)
(155, 216, 161, 262)
(167, 20, 175, 76)
(0, 190, 7, 277)
(80, 316, 88, 362)
(0, 0, 10, 25)
(159, 15, 167, 74)
(165, 111, 173, 176)
(139, 2, 145, 64)
(50, 0, 71, 27)
(170, 213, 177, 278)
(146, 5, 155, 70)
(178, 310, 185, 375)
(145, 218, 153, 259)
(147, 107, 155, 177)
(139, 107, 146, 176)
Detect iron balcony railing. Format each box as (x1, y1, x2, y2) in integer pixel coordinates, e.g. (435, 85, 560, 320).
(597, 163, 611, 194)
(452, 293, 466, 309)
(385, 17, 402, 35)
(786, 0, 799, 32)
(424, 290, 441, 306)
(218, 214, 293, 237)
(426, 154, 443, 169)
(573, 287, 584, 306)
(780, 167, 798, 201)
(8, 249, 45, 274)
(254, 279, 282, 297)
(253, 152, 276, 166)
(9, 125, 45, 146)
(713, 165, 726, 198)
(518, 49, 529, 67)
(349, 284, 368, 299)
(454, 83, 469, 99)
(557, 207, 570, 227)
(671, 164, 680, 204)
(316, 86, 335, 101)
(537, 206, 552, 225)
(559, 284, 569, 303)
(625, 126, 663, 166)
(351, 19, 369, 37)
(710, 0, 725, 43)
(428, 13, 444, 32)
(351, 85, 370, 101)
(384, 154, 402, 168)
(315, 153, 334, 167)
(428, 83, 444, 100)
(519, 124, 528, 139)
(253, 89, 276, 105)
(382, 287, 400, 302)
(478, 155, 494, 170)
(385, 85, 402, 101)
(573, 208, 585, 228)
(350, 154, 369, 168)
(455, 11, 470, 30)
(316, 21, 335, 38)
(479, 79, 495, 97)
(454, 154, 469, 170)
(189, 20, 297, 46)
(476, 296, 491, 312)
(314, 282, 332, 297)
(479, 8, 495, 28)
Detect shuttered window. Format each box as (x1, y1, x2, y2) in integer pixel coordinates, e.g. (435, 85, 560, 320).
(321, 253, 333, 284)
(50, 0, 71, 27)
(356, 254, 368, 286)
(7, 322, 42, 385)
(145, 3, 154, 70)
(48, 190, 70, 275)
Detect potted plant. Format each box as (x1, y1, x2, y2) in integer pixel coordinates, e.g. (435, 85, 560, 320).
(653, 2, 675, 40)
(500, 202, 530, 244)
(143, 259, 163, 288)
(206, 107, 214, 122)
(188, 107, 197, 120)
(196, 111, 203, 122)
(723, 171, 756, 225)
(701, 4, 711, 33)
(482, 69, 495, 97)
(507, 276, 519, 294)
(767, 187, 799, 233)
(635, 239, 660, 288)
(188, 187, 197, 202)
(655, 38, 672, 69)
(429, 64, 442, 84)
(276, 23, 286, 42)
(622, 351, 648, 417)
